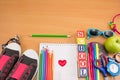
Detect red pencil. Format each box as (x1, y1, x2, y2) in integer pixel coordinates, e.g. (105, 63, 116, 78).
(88, 46, 94, 80)
(88, 46, 91, 80)
(46, 49, 49, 80)
(51, 52, 53, 80)
(88, 53, 91, 80)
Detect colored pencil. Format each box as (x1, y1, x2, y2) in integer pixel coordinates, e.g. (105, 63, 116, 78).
(96, 44, 100, 80)
(89, 43, 94, 80)
(43, 49, 46, 80)
(45, 49, 48, 80)
(39, 53, 42, 80)
(90, 43, 96, 80)
(88, 46, 92, 80)
(44, 49, 47, 80)
(41, 48, 47, 80)
(93, 43, 97, 80)
(40, 47, 53, 80)
(41, 49, 44, 80)
(49, 53, 52, 80)
(47, 52, 50, 80)
(51, 51, 54, 80)
(49, 52, 53, 80)
(31, 34, 71, 38)
(88, 46, 90, 80)
(86, 45, 89, 80)
(46, 49, 49, 80)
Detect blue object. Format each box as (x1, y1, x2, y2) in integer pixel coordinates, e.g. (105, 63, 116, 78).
(107, 60, 120, 76)
(87, 28, 114, 39)
(93, 43, 97, 80)
(80, 68, 87, 77)
(78, 45, 86, 52)
(41, 49, 46, 80)
(41, 49, 44, 80)
(93, 54, 108, 78)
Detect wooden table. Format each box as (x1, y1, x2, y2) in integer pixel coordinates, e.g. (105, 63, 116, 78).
(0, 0, 120, 80)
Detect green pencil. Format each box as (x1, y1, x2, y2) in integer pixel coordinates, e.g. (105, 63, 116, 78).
(39, 53, 42, 80)
(31, 34, 71, 38)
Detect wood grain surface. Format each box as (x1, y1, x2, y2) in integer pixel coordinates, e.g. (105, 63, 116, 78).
(0, 0, 120, 80)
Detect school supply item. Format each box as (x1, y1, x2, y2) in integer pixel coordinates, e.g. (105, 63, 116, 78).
(107, 57, 120, 77)
(109, 14, 120, 34)
(77, 31, 87, 78)
(96, 44, 100, 80)
(87, 42, 108, 80)
(88, 43, 96, 80)
(87, 28, 114, 39)
(113, 52, 120, 63)
(31, 34, 71, 38)
(93, 54, 108, 80)
(88, 45, 93, 80)
(39, 43, 78, 80)
(6, 49, 39, 80)
(38, 47, 53, 80)
(107, 52, 120, 77)
(0, 36, 21, 79)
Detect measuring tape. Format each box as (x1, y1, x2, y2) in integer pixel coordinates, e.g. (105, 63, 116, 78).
(114, 53, 120, 63)
(107, 58, 120, 76)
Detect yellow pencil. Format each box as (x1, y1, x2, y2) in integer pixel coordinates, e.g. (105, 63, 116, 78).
(96, 44, 100, 80)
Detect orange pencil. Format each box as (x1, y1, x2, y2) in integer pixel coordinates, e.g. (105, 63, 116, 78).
(49, 51, 53, 80)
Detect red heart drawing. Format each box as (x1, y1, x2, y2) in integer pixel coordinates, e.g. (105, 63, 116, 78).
(58, 60, 67, 67)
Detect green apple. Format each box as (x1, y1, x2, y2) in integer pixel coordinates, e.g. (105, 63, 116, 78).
(104, 36, 120, 53)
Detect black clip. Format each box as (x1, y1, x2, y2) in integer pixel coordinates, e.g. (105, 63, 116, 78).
(1, 35, 20, 49)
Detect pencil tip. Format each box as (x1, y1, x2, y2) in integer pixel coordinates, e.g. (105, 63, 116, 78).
(67, 35, 71, 38)
(28, 35, 32, 37)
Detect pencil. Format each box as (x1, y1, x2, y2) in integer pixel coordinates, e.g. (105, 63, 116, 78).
(47, 51, 50, 80)
(31, 34, 71, 38)
(49, 52, 53, 80)
(96, 44, 100, 80)
(90, 43, 94, 80)
(41, 49, 44, 80)
(41, 48, 47, 80)
(39, 53, 42, 80)
(51, 51, 54, 80)
(43, 49, 46, 80)
(49, 53, 52, 80)
(46, 49, 49, 80)
(88, 53, 91, 80)
(93, 44, 97, 80)
(44, 49, 47, 80)
(88, 46, 92, 80)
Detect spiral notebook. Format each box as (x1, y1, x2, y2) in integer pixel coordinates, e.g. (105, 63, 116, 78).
(38, 43, 78, 80)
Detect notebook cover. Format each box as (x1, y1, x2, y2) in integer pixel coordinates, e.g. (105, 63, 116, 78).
(38, 43, 78, 80)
